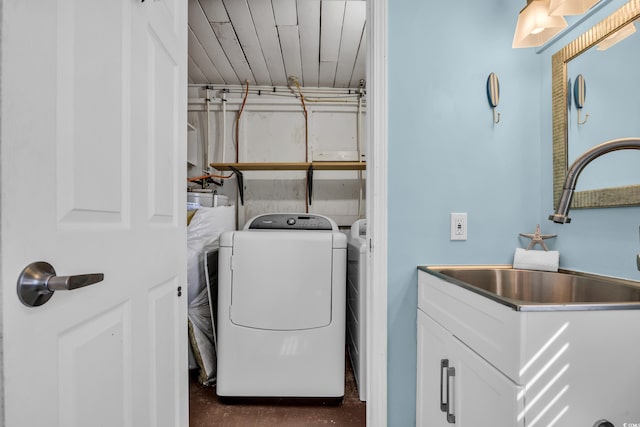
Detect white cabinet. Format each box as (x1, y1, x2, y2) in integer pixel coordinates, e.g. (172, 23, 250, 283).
(417, 269, 640, 427)
(416, 311, 523, 427)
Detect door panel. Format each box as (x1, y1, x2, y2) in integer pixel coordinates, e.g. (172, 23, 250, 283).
(148, 26, 179, 222)
(149, 277, 182, 427)
(57, 0, 130, 224)
(58, 304, 132, 427)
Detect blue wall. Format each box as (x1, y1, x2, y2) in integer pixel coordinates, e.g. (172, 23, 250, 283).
(388, 0, 541, 424)
(388, 0, 640, 424)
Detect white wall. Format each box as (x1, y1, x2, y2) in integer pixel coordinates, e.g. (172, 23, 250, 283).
(188, 85, 366, 227)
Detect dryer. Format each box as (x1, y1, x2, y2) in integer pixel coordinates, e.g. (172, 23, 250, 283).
(216, 213, 347, 398)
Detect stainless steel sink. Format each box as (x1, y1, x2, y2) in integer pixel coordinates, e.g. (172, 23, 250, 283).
(424, 266, 640, 311)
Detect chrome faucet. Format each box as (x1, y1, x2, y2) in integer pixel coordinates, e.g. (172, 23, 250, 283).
(549, 137, 640, 224)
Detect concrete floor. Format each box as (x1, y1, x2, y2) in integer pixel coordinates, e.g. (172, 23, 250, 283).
(189, 355, 366, 426)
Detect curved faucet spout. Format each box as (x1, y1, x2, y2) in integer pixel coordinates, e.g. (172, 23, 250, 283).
(549, 137, 640, 224)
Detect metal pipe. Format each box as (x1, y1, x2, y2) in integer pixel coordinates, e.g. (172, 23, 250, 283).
(549, 137, 640, 224)
(357, 81, 364, 219)
(221, 89, 227, 163)
(204, 88, 211, 180)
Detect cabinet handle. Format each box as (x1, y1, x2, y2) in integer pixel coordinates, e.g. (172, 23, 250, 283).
(446, 366, 456, 424)
(440, 359, 449, 412)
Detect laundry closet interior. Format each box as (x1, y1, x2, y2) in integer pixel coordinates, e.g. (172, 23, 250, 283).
(185, 1, 368, 424)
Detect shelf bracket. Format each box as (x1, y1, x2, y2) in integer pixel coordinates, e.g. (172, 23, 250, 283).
(229, 166, 244, 205)
(307, 164, 313, 205)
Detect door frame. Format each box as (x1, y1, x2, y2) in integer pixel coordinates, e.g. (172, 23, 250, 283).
(365, 0, 388, 426)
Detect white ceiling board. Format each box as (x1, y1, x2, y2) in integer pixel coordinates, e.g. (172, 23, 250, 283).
(188, 0, 239, 83)
(199, 0, 228, 22)
(319, 61, 337, 87)
(297, 1, 320, 87)
(248, 0, 288, 86)
(188, 28, 225, 84)
(211, 22, 257, 84)
(188, 56, 208, 84)
(278, 25, 303, 81)
(272, 0, 297, 25)
(349, 27, 365, 88)
(333, 2, 365, 87)
(223, 0, 272, 85)
(320, 1, 345, 62)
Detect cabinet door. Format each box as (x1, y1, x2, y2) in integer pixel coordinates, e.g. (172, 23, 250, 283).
(448, 332, 524, 427)
(416, 310, 451, 427)
(417, 310, 524, 427)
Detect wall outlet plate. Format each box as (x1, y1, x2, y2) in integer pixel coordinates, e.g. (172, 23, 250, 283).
(450, 213, 467, 241)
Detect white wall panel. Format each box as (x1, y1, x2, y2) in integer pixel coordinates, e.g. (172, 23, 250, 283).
(211, 22, 256, 84)
(272, 0, 297, 25)
(248, 0, 289, 86)
(297, 1, 320, 87)
(188, 56, 208, 84)
(188, 0, 239, 84)
(223, 0, 272, 85)
(334, 2, 365, 87)
(198, 0, 228, 22)
(189, 90, 366, 226)
(320, 1, 344, 62)
(188, 28, 224, 83)
(349, 28, 366, 88)
(278, 25, 303, 81)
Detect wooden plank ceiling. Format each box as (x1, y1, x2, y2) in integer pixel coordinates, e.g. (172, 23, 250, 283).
(188, 0, 366, 88)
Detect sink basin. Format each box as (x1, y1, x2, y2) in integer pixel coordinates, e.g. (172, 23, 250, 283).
(425, 266, 640, 311)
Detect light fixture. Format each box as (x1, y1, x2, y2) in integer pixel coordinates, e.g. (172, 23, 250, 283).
(596, 22, 636, 50)
(512, 0, 568, 48)
(549, 0, 600, 16)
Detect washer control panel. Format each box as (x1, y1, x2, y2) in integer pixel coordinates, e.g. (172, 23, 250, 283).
(247, 214, 334, 230)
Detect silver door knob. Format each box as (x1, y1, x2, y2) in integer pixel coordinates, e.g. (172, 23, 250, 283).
(17, 261, 104, 307)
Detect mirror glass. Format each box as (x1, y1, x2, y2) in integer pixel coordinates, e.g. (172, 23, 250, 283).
(552, 1, 640, 207)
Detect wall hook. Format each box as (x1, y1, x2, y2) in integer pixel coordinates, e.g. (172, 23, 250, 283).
(577, 109, 589, 125)
(486, 73, 501, 124)
(574, 74, 589, 125)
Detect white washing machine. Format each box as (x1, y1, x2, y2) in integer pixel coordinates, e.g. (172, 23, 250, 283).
(216, 213, 347, 398)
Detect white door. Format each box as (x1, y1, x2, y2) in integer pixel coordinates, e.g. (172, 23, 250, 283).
(0, 0, 187, 426)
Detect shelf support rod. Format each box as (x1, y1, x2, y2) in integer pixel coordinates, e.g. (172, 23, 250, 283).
(307, 164, 313, 205)
(229, 166, 244, 205)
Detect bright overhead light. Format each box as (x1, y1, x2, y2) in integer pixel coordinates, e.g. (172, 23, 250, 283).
(549, 0, 600, 16)
(513, 0, 568, 48)
(596, 22, 636, 51)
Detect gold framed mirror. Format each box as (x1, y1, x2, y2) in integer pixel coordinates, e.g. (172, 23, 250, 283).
(552, 0, 640, 208)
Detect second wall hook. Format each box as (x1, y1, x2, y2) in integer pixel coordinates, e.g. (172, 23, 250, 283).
(486, 72, 501, 124)
(574, 74, 589, 125)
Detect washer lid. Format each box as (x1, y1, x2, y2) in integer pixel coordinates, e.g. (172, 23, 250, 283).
(229, 231, 334, 330)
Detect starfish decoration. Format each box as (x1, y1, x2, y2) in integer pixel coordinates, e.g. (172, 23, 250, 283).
(519, 224, 557, 251)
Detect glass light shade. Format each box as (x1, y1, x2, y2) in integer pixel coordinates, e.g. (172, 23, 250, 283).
(596, 22, 636, 50)
(549, 0, 600, 16)
(513, 0, 568, 48)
